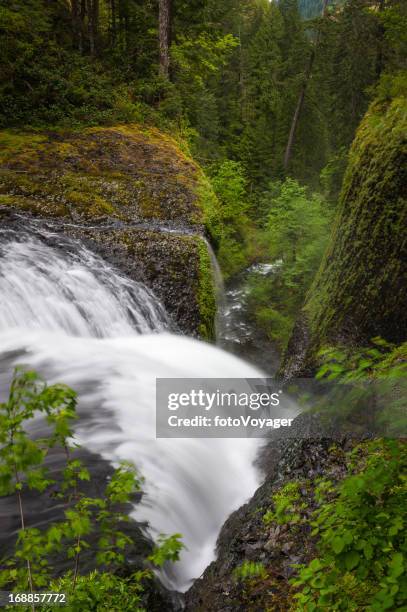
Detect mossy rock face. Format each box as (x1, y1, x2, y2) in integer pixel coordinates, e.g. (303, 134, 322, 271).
(0, 126, 219, 339)
(0, 126, 212, 225)
(281, 95, 407, 377)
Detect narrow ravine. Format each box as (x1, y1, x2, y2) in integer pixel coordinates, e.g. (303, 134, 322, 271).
(218, 269, 281, 374)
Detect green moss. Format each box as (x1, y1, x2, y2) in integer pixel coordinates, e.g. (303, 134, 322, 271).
(283, 95, 407, 374)
(195, 173, 222, 244)
(0, 190, 68, 217)
(0, 194, 15, 205)
(197, 239, 216, 341)
(59, 173, 120, 218)
(0, 124, 220, 226)
(263, 481, 307, 526)
(137, 192, 164, 219)
(0, 131, 46, 163)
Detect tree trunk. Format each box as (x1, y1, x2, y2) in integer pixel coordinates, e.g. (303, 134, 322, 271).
(118, 0, 128, 51)
(71, 0, 80, 50)
(79, 0, 86, 53)
(111, 0, 117, 44)
(283, 0, 329, 170)
(88, 0, 99, 55)
(159, 0, 172, 78)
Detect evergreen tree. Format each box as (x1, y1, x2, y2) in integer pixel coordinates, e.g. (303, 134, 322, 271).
(322, 0, 378, 149)
(159, 0, 172, 77)
(239, 2, 285, 186)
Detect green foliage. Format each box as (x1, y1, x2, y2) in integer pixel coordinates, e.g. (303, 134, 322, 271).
(210, 160, 253, 277)
(0, 0, 156, 128)
(6, 570, 151, 612)
(148, 534, 184, 568)
(45, 570, 149, 612)
(0, 368, 183, 607)
(266, 179, 330, 271)
(0, 2, 145, 128)
(172, 33, 238, 90)
(238, 1, 286, 184)
(210, 160, 248, 220)
(0, 367, 77, 499)
(233, 560, 267, 582)
(315, 338, 407, 437)
(291, 439, 407, 611)
(316, 337, 407, 383)
(263, 481, 306, 526)
(245, 179, 333, 348)
(315, 0, 380, 152)
(380, 0, 407, 70)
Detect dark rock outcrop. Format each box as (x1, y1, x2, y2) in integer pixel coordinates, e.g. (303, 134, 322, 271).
(185, 434, 357, 612)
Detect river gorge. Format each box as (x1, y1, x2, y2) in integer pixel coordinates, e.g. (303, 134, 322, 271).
(0, 91, 405, 610)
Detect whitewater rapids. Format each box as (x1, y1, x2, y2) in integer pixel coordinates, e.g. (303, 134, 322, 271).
(0, 229, 263, 591)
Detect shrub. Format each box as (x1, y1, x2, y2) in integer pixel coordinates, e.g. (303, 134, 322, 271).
(291, 439, 407, 611)
(0, 368, 184, 610)
(245, 178, 333, 348)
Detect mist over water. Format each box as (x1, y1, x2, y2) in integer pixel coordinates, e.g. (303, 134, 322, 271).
(0, 229, 263, 591)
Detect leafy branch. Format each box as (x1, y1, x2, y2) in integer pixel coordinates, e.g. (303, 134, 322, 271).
(0, 368, 184, 610)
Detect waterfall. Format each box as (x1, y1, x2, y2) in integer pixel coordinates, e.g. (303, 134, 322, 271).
(0, 229, 171, 336)
(205, 239, 227, 343)
(0, 228, 263, 592)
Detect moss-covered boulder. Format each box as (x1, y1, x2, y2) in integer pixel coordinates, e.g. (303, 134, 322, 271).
(0, 125, 219, 338)
(281, 94, 407, 377)
(0, 126, 219, 225)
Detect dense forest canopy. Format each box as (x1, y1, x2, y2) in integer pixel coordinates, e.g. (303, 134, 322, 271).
(0, 0, 406, 347)
(1, 0, 405, 178)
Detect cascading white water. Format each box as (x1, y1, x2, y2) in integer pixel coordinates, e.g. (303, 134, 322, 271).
(0, 229, 263, 592)
(0, 231, 170, 336)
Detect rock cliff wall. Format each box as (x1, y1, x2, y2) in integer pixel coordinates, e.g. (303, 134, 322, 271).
(281, 95, 407, 377)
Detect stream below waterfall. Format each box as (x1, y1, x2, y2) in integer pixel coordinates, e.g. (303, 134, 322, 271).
(220, 272, 280, 374)
(0, 225, 268, 594)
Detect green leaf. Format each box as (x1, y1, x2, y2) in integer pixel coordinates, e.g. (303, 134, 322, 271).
(309, 558, 323, 572)
(332, 536, 345, 554)
(363, 542, 374, 560)
(344, 551, 360, 570)
(389, 552, 404, 579)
